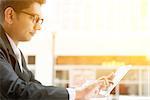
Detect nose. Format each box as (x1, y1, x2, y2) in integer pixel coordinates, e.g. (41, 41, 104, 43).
(34, 23, 41, 30)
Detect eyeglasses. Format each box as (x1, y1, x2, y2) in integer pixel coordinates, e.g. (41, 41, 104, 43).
(16, 10, 44, 25)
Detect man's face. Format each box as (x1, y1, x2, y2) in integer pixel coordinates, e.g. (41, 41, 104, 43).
(8, 2, 42, 43)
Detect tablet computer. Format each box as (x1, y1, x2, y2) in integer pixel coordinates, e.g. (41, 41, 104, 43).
(99, 65, 131, 97)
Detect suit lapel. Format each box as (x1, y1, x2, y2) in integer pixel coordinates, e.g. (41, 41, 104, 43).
(0, 25, 30, 82)
(0, 25, 18, 69)
(0, 25, 14, 55)
(20, 50, 31, 82)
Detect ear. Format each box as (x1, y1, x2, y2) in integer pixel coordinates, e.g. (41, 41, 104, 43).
(4, 7, 15, 24)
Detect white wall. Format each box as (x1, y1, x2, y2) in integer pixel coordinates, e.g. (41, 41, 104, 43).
(55, 32, 150, 56)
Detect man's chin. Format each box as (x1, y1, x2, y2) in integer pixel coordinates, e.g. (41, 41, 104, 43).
(20, 37, 32, 42)
(26, 37, 32, 41)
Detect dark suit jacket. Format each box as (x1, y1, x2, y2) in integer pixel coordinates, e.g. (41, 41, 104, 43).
(0, 25, 69, 100)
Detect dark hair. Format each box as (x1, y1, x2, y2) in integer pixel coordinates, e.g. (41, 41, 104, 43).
(0, 0, 46, 24)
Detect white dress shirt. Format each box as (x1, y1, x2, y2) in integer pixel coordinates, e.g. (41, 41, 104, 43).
(66, 88, 76, 100)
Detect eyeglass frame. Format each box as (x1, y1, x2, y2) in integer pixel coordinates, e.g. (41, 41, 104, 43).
(14, 10, 44, 25)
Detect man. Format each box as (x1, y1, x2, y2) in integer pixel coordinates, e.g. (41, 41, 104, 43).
(0, 0, 113, 100)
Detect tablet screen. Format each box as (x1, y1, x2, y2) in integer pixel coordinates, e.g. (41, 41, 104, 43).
(99, 65, 131, 96)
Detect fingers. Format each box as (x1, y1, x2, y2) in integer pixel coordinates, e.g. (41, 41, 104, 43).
(96, 73, 114, 91)
(97, 76, 113, 86)
(80, 73, 114, 95)
(76, 72, 115, 99)
(106, 72, 115, 80)
(100, 77, 109, 86)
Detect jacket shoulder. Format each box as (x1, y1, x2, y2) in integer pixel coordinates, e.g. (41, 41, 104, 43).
(0, 36, 7, 50)
(0, 37, 11, 62)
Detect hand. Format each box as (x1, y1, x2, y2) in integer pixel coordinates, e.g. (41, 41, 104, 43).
(98, 72, 114, 91)
(75, 73, 114, 100)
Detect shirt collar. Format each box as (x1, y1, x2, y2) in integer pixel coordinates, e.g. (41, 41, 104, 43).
(5, 33, 20, 57)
